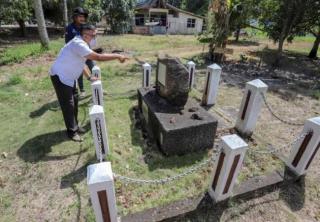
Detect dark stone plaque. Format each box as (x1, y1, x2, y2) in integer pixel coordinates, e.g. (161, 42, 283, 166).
(156, 57, 190, 108)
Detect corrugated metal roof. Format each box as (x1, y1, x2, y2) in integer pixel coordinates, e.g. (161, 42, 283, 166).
(135, 0, 204, 19)
(135, 0, 167, 9)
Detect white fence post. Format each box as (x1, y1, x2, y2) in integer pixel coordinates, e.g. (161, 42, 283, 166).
(286, 117, 320, 176)
(187, 61, 196, 89)
(209, 134, 248, 202)
(201, 64, 222, 106)
(142, 63, 152, 88)
(91, 80, 104, 106)
(87, 162, 117, 222)
(89, 105, 109, 160)
(92, 66, 101, 79)
(235, 79, 268, 137)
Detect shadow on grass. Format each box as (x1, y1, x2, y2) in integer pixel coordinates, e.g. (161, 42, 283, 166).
(279, 176, 306, 211)
(160, 175, 305, 221)
(29, 94, 92, 119)
(29, 100, 60, 118)
(104, 90, 137, 101)
(186, 50, 320, 98)
(128, 106, 209, 171)
(228, 39, 260, 46)
(0, 26, 63, 45)
(17, 123, 90, 163)
(60, 157, 96, 189)
(248, 48, 320, 77)
(60, 153, 96, 222)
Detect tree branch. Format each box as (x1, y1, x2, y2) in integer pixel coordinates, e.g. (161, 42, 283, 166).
(310, 29, 317, 37)
(245, 24, 265, 32)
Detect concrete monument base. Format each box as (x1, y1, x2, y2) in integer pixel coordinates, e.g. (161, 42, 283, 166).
(138, 87, 218, 156)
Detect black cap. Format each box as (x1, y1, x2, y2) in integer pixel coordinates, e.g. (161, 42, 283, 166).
(73, 7, 89, 18)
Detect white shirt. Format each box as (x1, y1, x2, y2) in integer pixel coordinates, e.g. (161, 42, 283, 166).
(50, 36, 93, 87)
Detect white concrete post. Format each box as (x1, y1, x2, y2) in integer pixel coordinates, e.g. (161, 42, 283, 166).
(89, 105, 109, 160)
(91, 80, 104, 106)
(187, 61, 196, 89)
(92, 66, 101, 79)
(142, 63, 152, 88)
(286, 117, 320, 176)
(209, 134, 248, 202)
(87, 162, 117, 222)
(235, 79, 268, 137)
(201, 64, 222, 106)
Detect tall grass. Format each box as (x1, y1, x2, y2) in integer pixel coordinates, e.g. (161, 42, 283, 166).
(0, 40, 63, 65)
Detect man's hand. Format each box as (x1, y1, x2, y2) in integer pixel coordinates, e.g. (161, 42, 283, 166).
(89, 76, 99, 82)
(118, 55, 130, 63)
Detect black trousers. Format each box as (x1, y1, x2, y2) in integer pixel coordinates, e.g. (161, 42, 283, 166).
(77, 59, 95, 92)
(51, 75, 79, 137)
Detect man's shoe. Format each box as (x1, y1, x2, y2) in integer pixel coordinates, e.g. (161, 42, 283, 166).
(70, 133, 83, 142)
(77, 127, 87, 134)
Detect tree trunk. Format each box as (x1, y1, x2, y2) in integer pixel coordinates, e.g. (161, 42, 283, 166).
(235, 27, 240, 42)
(308, 31, 320, 59)
(33, 0, 50, 48)
(17, 19, 27, 37)
(62, 0, 68, 27)
(208, 0, 229, 63)
(274, 38, 285, 67)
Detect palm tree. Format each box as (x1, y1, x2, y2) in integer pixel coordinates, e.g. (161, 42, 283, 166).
(62, 0, 68, 27)
(33, 0, 49, 48)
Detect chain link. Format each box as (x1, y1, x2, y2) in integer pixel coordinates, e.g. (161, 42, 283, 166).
(249, 131, 309, 155)
(260, 92, 304, 126)
(96, 119, 103, 163)
(113, 147, 221, 185)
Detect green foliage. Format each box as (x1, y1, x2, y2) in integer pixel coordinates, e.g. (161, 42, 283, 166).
(239, 53, 248, 62)
(183, 0, 210, 16)
(0, 40, 63, 65)
(102, 0, 135, 34)
(42, 0, 63, 25)
(0, 43, 44, 65)
(41, 0, 104, 25)
(300, 0, 320, 58)
(167, 0, 209, 16)
(0, 0, 31, 24)
(304, 0, 320, 31)
(7, 75, 23, 86)
(167, 0, 183, 7)
(313, 90, 320, 100)
(83, 0, 104, 23)
(258, 0, 308, 44)
(229, 0, 260, 32)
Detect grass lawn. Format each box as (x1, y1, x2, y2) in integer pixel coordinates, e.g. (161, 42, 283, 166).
(0, 34, 319, 221)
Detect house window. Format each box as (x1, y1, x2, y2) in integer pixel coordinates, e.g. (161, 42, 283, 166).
(187, 18, 196, 28)
(135, 14, 145, 26)
(150, 14, 167, 26)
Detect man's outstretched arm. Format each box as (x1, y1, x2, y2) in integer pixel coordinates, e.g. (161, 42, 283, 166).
(85, 52, 129, 63)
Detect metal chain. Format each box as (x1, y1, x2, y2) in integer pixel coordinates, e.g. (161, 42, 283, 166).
(260, 92, 304, 126)
(96, 119, 103, 163)
(113, 147, 221, 185)
(249, 131, 309, 155)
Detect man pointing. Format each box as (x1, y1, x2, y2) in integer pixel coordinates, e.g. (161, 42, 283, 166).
(50, 24, 128, 142)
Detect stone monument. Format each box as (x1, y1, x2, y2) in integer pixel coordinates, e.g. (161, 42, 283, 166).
(156, 57, 190, 107)
(138, 56, 218, 156)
